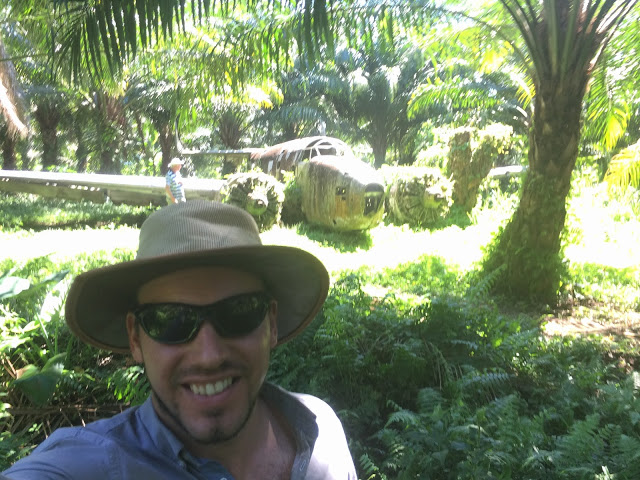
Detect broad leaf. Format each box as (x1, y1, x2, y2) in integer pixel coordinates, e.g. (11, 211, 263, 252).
(12, 353, 67, 406)
(0, 276, 31, 300)
(34, 270, 70, 289)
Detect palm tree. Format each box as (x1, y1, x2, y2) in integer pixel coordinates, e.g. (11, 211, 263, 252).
(481, 0, 639, 302)
(583, 12, 640, 183)
(1, 2, 40, 169)
(2, 0, 65, 141)
(255, 66, 330, 144)
(320, 40, 430, 168)
(125, 78, 184, 174)
(26, 85, 71, 170)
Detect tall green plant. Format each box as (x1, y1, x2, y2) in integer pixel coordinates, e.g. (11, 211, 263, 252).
(481, 0, 639, 303)
(1, 267, 70, 405)
(319, 39, 431, 168)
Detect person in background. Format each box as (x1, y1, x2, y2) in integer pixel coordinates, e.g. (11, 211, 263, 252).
(3, 200, 357, 480)
(166, 157, 186, 204)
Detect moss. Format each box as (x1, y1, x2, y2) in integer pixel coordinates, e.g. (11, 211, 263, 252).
(221, 172, 284, 231)
(384, 166, 453, 227)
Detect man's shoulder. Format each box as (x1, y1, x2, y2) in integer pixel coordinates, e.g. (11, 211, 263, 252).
(264, 383, 340, 422)
(2, 406, 144, 479)
(267, 385, 357, 480)
(36, 405, 140, 448)
(3, 426, 120, 479)
(288, 391, 339, 419)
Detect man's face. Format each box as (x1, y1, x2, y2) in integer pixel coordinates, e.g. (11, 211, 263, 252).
(126, 266, 278, 447)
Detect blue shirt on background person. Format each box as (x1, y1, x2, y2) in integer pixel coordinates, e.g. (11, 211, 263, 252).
(165, 157, 186, 204)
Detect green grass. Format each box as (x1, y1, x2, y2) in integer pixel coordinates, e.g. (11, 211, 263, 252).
(0, 193, 155, 232)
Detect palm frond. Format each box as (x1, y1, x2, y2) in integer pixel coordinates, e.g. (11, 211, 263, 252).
(498, 0, 545, 78)
(604, 141, 640, 190)
(559, 0, 580, 77)
(52, 0, 335, 79)
(585, 59, 630, 151)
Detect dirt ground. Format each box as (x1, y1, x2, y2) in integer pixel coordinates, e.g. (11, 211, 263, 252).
(542, 299, 640, 348)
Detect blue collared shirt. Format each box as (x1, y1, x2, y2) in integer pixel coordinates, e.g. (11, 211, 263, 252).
(3, 383, 356, 479)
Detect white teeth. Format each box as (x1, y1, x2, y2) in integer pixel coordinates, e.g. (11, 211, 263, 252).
(189, 378, 232, 396)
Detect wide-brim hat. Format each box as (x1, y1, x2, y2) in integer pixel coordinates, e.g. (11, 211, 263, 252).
(65, 200, 329, 353)
(168, 158, 184, 167)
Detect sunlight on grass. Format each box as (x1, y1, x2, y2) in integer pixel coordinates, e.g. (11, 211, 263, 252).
(565, 183, 640, 268)
(0, 227, 139, 263)
(262, 221, 497, 278)
(263, 185, 516, 279)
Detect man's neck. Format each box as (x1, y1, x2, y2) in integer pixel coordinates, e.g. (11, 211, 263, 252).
(184, 398, 295, 480)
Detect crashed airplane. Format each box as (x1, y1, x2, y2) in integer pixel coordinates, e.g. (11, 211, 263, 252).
(176, 127, 385, 231)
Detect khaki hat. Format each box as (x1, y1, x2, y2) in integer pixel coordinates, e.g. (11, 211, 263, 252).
(168, 158, 184, 167)
(65, 200, 329, 353)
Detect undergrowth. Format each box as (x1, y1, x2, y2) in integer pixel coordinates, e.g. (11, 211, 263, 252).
(0, 193, 155, 231)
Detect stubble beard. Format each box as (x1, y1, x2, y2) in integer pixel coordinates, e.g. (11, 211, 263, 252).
(151, 386, 258, 445)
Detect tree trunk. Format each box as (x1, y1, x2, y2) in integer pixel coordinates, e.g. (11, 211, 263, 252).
(482, 84, 581, 303)
(93, 91, 125, 174)
(74, 121, 89, 172)
(156, 122, 175, 175)
(98, 136, 121, 174)
(135, 113, 154, 173)
(40, 124, 59, 170)
(371, 135, 387, 169)
(34, 103, 61, 171)
(2, 128, 18, 170)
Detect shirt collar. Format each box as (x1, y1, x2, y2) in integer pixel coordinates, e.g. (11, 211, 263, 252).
(138, 397, 185, 461)
(261, 382, 319, 448)
(136, 382, 320, 471)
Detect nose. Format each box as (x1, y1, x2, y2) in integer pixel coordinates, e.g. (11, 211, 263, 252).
(188, 321, 229, 365)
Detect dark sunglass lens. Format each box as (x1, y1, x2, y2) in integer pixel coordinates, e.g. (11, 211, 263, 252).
(214, 293, 270, 337)
(139, 305, 200, 343)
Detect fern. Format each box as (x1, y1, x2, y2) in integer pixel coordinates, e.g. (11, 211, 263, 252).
(359, 453, 385, 480)
(415, 388, 444, 414)
(458, 371, 512, 404)
(466, 262, 506, 301)
(107, 366, 149, 405)
(554, 414, 604, 474)
(384, 409, 420, 429)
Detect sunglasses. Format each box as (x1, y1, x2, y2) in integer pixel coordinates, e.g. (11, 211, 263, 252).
(133, 291, 272, 344)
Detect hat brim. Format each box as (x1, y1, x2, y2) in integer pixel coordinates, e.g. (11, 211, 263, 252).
(65, 245, 329, 353)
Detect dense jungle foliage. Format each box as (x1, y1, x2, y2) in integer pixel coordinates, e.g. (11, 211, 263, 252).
(2, 169, 640, 478)
(3, 3, 640, 476)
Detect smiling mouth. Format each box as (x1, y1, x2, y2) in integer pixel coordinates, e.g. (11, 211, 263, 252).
(188, 377, 233, 396)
